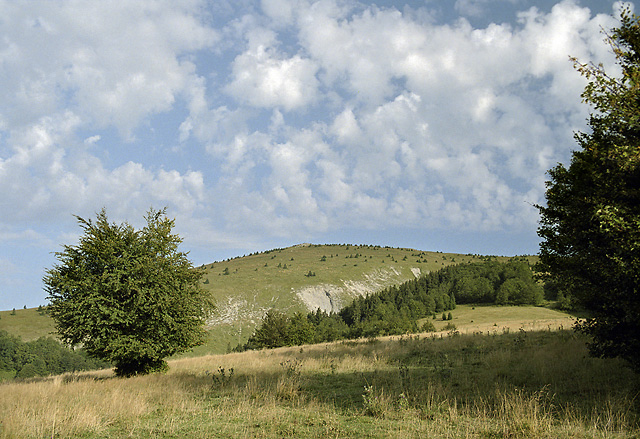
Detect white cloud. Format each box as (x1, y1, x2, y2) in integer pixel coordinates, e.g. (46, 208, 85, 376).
(454, 0, 520, 18)
(330, 108, 363, 145)
(261, 0, 303, 25)
(0, 0, 218, 138)
(0, 113, 206, 229)
(225, 39, 319, 111)
(83, 135, 101, 145)
(183, 0, 623, 239)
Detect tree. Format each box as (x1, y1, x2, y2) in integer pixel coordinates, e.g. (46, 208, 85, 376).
(245, 309, 290, 349)
(44, 208, 214, 377)
(287, 312, 314, 345)
(537, 9, 640, 370)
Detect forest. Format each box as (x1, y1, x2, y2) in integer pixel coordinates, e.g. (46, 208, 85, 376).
(0, 330, 109, 379)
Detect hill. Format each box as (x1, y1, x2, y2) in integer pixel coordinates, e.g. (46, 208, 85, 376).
(195, 244, 533, 353)
(1, 244, 536, 353)
(0, 307, 56, 341)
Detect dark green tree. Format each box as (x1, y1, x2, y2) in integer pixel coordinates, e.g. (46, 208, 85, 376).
(287, 312, 314, 345)
(245, 309, 290, 349)
(537, 9, 640, 370)
(44, 208, 214, 377)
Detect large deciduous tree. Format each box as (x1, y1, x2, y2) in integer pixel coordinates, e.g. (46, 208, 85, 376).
(537, 9, 640, 371)
(44, 208, 215, 377)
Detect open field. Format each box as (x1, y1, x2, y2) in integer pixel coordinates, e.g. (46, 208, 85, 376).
(178, 244, 534, 353)
(3, 245, 635, 437)
(425, 304, 576, 333)
(0, 301, 576, 359)
(2, 328, 638, 438)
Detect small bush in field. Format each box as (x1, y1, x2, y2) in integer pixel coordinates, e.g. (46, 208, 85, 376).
(421, 320, 436, 332)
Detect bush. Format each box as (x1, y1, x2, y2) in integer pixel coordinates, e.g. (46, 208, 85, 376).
(420, 320, 436, 332)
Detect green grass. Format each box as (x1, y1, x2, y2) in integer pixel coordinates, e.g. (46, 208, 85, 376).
(197, 244, 535, 353)
(424, 304, 575, 333)
(0, 307, 56, 341)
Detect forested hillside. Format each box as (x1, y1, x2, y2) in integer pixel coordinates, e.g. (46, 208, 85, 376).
(0, 330, 109, 380)
(240, 259, 542, 350)
(195, 244, 532, 353)
(1, 245, 538, 360)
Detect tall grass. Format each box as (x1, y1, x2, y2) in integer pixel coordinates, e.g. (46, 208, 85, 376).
(1, 329, 638, 438)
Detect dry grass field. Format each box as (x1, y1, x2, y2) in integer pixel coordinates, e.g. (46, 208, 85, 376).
(2, 248, 634, 438)
(425, 304, 576, 334)
(2, 326, 638, 438)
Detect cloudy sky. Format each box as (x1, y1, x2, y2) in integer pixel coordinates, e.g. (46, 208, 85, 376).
(0, 0, 630, 309)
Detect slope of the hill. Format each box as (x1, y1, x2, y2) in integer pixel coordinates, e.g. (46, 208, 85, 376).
(195, 244, 534, 354)
(0, 244, 537, 355)
(0, 307, 56, 341)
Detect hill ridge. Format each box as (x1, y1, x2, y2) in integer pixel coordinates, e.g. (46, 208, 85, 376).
(197, 243, 533, 353)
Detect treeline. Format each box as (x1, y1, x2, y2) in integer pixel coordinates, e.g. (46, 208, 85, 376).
(238, 260, 542, 351)
(0, 331, 109, 380)
(433, 259, 543, 305)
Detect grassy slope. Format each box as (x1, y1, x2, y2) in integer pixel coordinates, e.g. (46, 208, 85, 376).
(3, 246, 636, 438)
(0, 308, 56, 341)
(195, 244, 534, 354)
(426, 304, 575, 333)
(1, 244, 538, 353)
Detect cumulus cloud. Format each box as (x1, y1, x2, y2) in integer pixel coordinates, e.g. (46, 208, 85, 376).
(225, 30, 320, 110)
(454, 0, 520, 18)
(197, 0, 621, 237)
(0, 0, 216, 228)
(0, 0, 217, 137)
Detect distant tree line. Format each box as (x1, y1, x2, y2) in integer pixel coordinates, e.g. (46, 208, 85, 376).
(237, 260, 542, 350)
(0, 330, 109, 379)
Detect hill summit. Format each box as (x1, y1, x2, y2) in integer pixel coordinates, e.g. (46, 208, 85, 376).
(197, 244, 517, 353)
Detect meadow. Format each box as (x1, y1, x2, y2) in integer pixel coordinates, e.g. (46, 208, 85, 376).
(0, 244, 536, 353)
(0, 307, 55, 342)
(2, 322, 638, 438)
(196, 244, 535, 353)
(2, 246, 636, 437)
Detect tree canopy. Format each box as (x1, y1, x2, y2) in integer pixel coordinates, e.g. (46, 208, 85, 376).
(44, 208, 215, 377)
(0, 330, 108, 379)
(537, 9, 640, 371)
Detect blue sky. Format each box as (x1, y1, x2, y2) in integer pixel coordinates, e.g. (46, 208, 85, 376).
(0, 0, 630, 310)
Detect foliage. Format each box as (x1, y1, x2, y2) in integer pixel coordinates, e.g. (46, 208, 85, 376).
(44, 208, 214, 377)
(199, 243, 519, 354)
(420, 320, 437, 332)
(243, 310, 315, 349)
(537, 9, 640, 370)
(435, 260, 542, 305)
(0, 330, 108, 379)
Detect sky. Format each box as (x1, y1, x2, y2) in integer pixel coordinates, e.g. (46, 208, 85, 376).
(0, 0, 631, 310)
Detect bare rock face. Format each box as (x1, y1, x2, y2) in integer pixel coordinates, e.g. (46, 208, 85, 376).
(295, 267, 414, 313)
(295, 284, 344, 313)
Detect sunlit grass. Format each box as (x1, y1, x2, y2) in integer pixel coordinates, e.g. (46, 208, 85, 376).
(2, 328, 637, 438)
(0, 308, 56, 341)
(196, 244, 528, 353)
